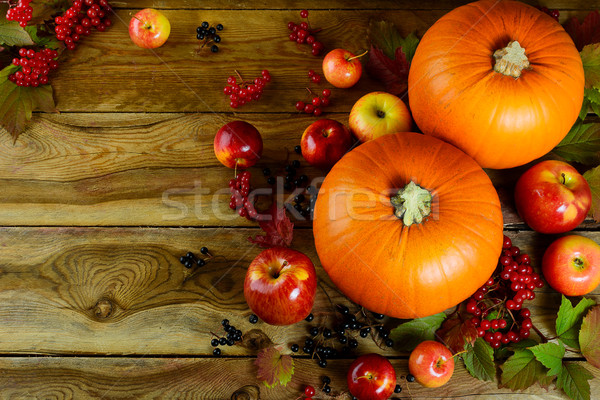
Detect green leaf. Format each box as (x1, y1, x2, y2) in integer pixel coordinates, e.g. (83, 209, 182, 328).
(579, 305, 600, 369)
(0, 21, 34, 47)
(584, 166, 600, 222)
(463, 338, 495, 381)
(254, 345, 294, 389)
(556, 295, 596, 350)
(552, 120, 600, 165)
(24, 26, 62, 50)
(556, 362, 593, 400)
(581, 44, 600, 90)
(367, 20, 419, 64)
(500, 348, 552, 390)
(529, 342, 565, 377)
(389, 312, 446, 352)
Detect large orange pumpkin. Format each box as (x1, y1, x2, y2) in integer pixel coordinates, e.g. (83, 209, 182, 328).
(408, 0, 584, 169)
(313, 132, 503, 318)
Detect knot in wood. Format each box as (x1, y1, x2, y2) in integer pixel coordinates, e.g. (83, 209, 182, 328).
(230, 385, 260, 400)
(93, 298, 114, 319)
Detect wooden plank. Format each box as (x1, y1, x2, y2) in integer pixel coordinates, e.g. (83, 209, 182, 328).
(0, 356, 597, 399)
(0, 227, 597, 356)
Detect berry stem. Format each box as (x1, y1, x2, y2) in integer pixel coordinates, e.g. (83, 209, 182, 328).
(347, 49, 369, 62)
(234, 69, 245, 84)
(531, 323, 549, 343)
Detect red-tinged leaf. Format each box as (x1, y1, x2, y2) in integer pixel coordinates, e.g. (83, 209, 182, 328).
(579, 305, 600, 369)
(366, 45, 410, 96)
(254, 345, 294, 388)
(584, 166, 600, 222)
(436, 313, 478, 354)
(580, 44, 600, 90)
(367, 20, 419, 64)
(248, 204, 294, 248)
(563, 11, 600, 51)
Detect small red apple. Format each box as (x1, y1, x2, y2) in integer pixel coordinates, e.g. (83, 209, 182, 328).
(243, 247, 317, 326)
(514, 160, 591, 234)
(349, 91, 412, 142)
(129, 8, 171, 49)
(542, 235, 600, 296)
(214, 121, 263, 169)
(408, 341, 454, 388)
(347, 353, 397, 400)
(300, 119, 353, 169)
(322, 48, 363, 89)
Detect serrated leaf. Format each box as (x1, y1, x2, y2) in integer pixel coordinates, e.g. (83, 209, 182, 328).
(368, 20, 404, 60)
(436, 313, 478, 354)
(389, 312, 446, 352)
(563, 11, 600, 51)
(579, 305, 600, 369)
(529, 342, 565, 377)
(556, 295, 596, 350)
(248, 204, 294, 248)
(556, 362, 593, 400)
(580, 44, 600, 90)
(500, 348, 551, 390)
(254, 345, 294, 389)
(552, 120, 600, 165)
(0, 21, 34, 47)
(24, 26, 62, 50)
(463, 338, 495, 381)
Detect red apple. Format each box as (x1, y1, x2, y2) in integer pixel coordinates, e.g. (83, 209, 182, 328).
(322, 48, 363, 88)
(542, 235, 600, 296)
(129, 8, 171, 49)
(243, 247, 317, 326)
(214, 121, 263, 169)
(347, 353, 397, 400)
(349, 92, 412, 142)
(515, 160, 591, 234)
(301, 119, 353, 169)
(408, 341, 454, 388)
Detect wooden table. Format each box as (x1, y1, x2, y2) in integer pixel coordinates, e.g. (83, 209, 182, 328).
(1, 0, 599, 398)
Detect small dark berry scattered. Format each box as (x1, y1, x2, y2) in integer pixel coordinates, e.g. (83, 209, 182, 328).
(184, 260, 194, 269)
(200, 246, 209, 255)
(216, 23, 223, 30)
(211, 45, 219, 52)
(197, 259, 206, 267)
(318, 359, 327, 368)
(339, 336, 347, 344)
(208, 27, 216, 35)
(201, 21, 209, 29)
(197, 33, 204, 40)
(373, 313, 385, 319)
(323, 384, 331, 393)
(221, 319, 229, 326)
(407, 374, 415, 382)
(294, 145, 302, 154)
(360, 329, 369, 338)
(310, 327, 319, 336)
(322, 376, 331, 384)
(322, 328, 332, 338)
(213, 348, 221, 356)
(267, 177, 276, 185)
(249, 314, 258, 324)
(385, 338, 394, 347)
(214, 35, 221, 43)
(305, 313, 314, 322)
(262, 167, 271, 176)
(219, 337, 227, 346)
(394, 384, 402, 393)
(305, 338, 314, 347)
(291, 344, 299, 352)
(292, 160, 300, 168)
(211, 338, 219, 347)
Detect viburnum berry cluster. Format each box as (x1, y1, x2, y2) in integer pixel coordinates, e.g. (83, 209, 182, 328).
(465, 235, 543, 348)
(223, 70, 271, 109)
(9, 48, 59, 87)
(287, 9, 324, 56)
(295, 85, 331, 116)
(54, 0, 112, 50)
(5, 0, 33, 27)
(229, 171, 260, 220)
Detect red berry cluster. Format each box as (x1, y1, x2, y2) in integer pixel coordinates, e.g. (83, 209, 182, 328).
(465, 235, 543, 349)
(54, 0, 112, 50)
(287, 9, 324, 56)
(223, 70, 271, 109)
(295, 86, 331, 117)
(229, 171, 259, 220)
(6, 0, 33, 27)
(9, 48, 59, 87)
(537, 6, 560, 21)
(307, 69, 321, 84)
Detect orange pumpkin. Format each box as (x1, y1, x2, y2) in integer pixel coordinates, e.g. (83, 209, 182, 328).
(313, 132, 503, 318)
(408, 0, 584, 169)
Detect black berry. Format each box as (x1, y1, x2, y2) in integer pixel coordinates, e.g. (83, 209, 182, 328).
(294, 145, 302, 154)
(305, 313, 314, 322)
(211, 45, 219, 52)
(318, 359, 327, 368)
(211, 338, 218, 347)
(323, 384, 331, 393)
(200, 246, 209, 255)
(406, 374, 415, 382)
(216, 23, 223, 30)
(213, 348, 221, 356)
(394, 384, 402, 393)
(322, 376, 331, 384)
(291, 344, 299, 352)
(310, 327, 319, 337)
(201, 21, 209, 29)
(249, 314, 258, 324)
(267, 177, 276, 185)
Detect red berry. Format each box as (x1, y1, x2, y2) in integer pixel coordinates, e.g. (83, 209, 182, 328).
(311, 75, 321, 83)
(308, 69, 315, 77)
(304, 385, 315, 397)
(322, 89, 331, 97)
(295, 101, 305, 111)
(287, 22, 296, 30)
(502, 235, 512, 249)
(300, 9, 309, 18)
(304, 104, 314, 114)
(312, 97, 321, 106)
(313, 107, 322, 116)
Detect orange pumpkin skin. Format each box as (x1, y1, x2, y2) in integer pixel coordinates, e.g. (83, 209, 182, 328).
(313, 132, 503, 318)
(408, 0, 584, 169)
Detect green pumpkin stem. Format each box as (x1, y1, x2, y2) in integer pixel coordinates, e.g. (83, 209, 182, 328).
(493, 40, 529, 78)
(390, 181, 432, 226)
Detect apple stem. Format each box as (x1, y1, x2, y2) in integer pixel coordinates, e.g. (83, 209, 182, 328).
(560, 173, 566, 185)
(355, 374, 374, 381)
(347, 49, 369, 62)
(234, 160, 238, 178)
(452, 349, 468, 359)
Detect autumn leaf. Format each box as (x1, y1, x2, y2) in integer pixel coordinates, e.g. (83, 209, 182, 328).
(529, 342, 565, 377)
(500, 348, 552, 390)
(563, 10, 600, 51)
(29, 0, 72, 25)
(0, 21, 35, 47)
(24, 26, 63, 50)
(435, 313, 478, 354)
(366, 45, 410, 96)
(389, 313, 446, 352)
(248, 204, 294, 248)
(555, 295, 596, 350)
(255, 345, 294, 388)
(552, 121, 600, 165)
(580, 44, 600, 90)
(463, 338, 495, 382)
(584, 166, 600, 222)
(579, 305, 600, 369)
(367, 20, 419, 63)
(556, 362, 593, 400)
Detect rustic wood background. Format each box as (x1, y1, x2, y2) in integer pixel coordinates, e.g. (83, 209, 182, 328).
(1, 0, 599, 398)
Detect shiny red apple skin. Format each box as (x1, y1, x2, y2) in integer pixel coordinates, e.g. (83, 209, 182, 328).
(301, 119, 353, 169)
(214, 121, 263, 169)
(542, 235, 600, 296)
(243, 247, 317, 326)
(347, 353, 397, 400)
(129, 8, 171, 49)
(515, 160, 591, 234)
(322, 49, 363, 88)
(349, 91, 412, 142)
(408, 341, 454, 388)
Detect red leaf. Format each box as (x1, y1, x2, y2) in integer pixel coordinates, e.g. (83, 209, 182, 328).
(580, 305, 600, 369)
(563, 11, 600, 51)
(254, 345, 294, 388)
(248, 204, 294, 248)
(365, 45, 409, 96)
(436, 314, 478, 354)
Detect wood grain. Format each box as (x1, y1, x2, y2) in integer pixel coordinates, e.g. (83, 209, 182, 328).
(0, 357, 597, 399)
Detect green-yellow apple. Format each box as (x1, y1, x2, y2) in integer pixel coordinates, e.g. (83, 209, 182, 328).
(214, 121, 263, 169)
(542, 235, 600, 296)
(322, 48, 363, 88)
(129, 8, 171, 49)
(349, 91, 412, 142)
(408, 341, 454, 388)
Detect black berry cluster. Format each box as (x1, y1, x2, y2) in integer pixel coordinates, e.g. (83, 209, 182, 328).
(211, 319, 244, 356)
(5, 0, 32, 27)
(196, 21, 223, 52)
(303, 375, 333, 398)
(54, 0, 112, 50)
(179, 247, 211, 269)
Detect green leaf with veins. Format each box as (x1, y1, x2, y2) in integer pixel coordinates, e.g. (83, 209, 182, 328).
(500, 348, 553, 390)
(556, 296, 596, 350)
(463, 338, 495, 381)
(0, 21, 34, 47)
(556, 362, 593, 400)
(389, 312, 446, 352)
(529, 342, 565, 377)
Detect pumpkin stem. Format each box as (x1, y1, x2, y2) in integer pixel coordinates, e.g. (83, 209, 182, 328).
(390, 181, 432, 226)
(493, 40, 529, 78)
